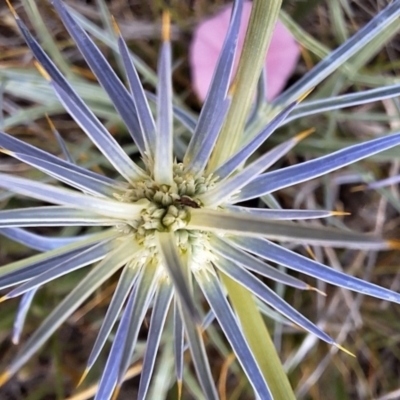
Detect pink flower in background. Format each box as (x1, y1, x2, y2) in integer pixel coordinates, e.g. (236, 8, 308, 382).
(190, 1, 301, 102)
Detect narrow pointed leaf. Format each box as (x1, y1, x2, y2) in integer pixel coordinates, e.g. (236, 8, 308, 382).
(173, 298, 184, 384)
(211, 100, 297, 179)
(237, 131, 400, 201)
(286, 83, 400, 125)
(0, 130, 117, 188)
(2, 237, 138, 382)
(171, 104, 197, 132)
(189, 208, 389, 249)
(154, 29, 173, 185)
(12, 11, 145, 167)
(215, 258, 336, 345)
(0, 227, 89, 251)
(0, 173, 144, 219)
(184, 98, 230, 175)
(210, 235, 309, 289)
(5, 152, 119, 197)
(12, 15, 85, 107)
(117, 262, 159, 384)
(156, 231, 200, 322)
(368, 174, 400, 189)
(0, 252, 80, 291)
(95, 282, 138, 400)
(51, 126, 74, 163)
(0, 229, 116, 288)
(196, 269, 273, 400)
(5, 239, 116, 299)
(177, 299, 218, 400)
(12, 288, 38, 345)
(0, 206, 117, 227)
(138, 282, 173, 400)
(274, 0, 400, 106)
(225, 205, 341, 220)
(145, 90, 196, 133)
(50, 81, 145, 183)
(184, 0, 243, 168)
(87, 265, 140, 374)
(201, 136, 309, 206)
(117, 35, 156, 156)
(52, 0, 146, 154)
(232, 236, 400, 304)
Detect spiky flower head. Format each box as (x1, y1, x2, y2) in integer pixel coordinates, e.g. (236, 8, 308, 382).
(1, 0, 400, 399)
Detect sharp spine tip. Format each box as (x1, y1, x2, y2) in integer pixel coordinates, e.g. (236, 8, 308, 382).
(111, 385, 121, 400)
(350, 184, 366, 192)
(388, 240, 400, 250)
(76, 368, 89, 388)
(111, 15, 121, 36)
(335, 343, 356, 358)
(228, 80, 237, 97)
(162, 10, 171, 42)
(34, 61, 51, 81)
(330, 210, 351, 216)
(5, 0, 18, 18)
(297, 87, 314, 103)
(0, 296, 9, 303)
(309, 286, 327, 296)
(294, 127, 315, 142)
(177, 379, 183, 399)
(45, 114, 56, 131)
(0, 371, 11, 387)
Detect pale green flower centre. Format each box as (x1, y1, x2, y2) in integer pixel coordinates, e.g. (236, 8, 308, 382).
(115, 163, 218, 273)
(126, 163, 215, 231)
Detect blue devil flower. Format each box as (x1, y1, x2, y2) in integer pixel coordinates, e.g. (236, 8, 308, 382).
(1, 0, 400, 399)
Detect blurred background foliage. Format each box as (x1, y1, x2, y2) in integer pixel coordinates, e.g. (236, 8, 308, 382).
(0, 0, 400, 399)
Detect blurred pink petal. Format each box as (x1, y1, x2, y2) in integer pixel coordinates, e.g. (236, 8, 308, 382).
(190, 1, 300, 102)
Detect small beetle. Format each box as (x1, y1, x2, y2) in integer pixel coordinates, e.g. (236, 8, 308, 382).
(176, 196, 200, 209)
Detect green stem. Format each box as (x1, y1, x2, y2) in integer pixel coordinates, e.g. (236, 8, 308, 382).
(221, 272, 295, 400)
(208, 0, 282, 172)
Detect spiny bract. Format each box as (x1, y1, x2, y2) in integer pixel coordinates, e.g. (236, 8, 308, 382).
(1, 0, 400, 399)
